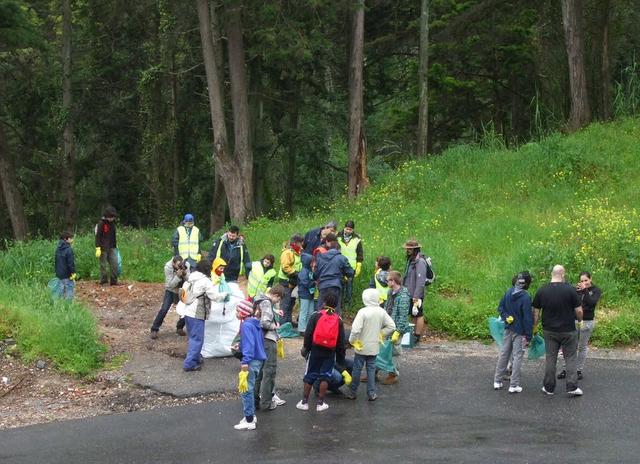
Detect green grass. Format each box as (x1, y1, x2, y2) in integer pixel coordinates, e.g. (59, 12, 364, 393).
(1, 117, 640, 372)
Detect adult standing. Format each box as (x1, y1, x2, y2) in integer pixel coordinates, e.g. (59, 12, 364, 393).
(95, 206, 118, 286)
(303, 220, 337, 255)
(402, 239, 428, 344)
(172, 213, 201, 270)
(337, 220, 363, 308)
(315, 233, 354, 313)
(533, 264, 584, 396)
(247, 254, 277, 300)
(558, 271, 601, 381)
(277, 234, 304, 324)
(150, 256, 189, 339)
(209, 225, 252, 283)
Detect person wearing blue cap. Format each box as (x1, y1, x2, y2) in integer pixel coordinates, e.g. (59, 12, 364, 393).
(172, 213, 201, 270)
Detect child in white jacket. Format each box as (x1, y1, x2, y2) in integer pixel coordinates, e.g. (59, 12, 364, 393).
(347, 288, 396, 401)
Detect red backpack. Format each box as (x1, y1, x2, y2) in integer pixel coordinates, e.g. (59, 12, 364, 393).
(312, 309, 340, 348)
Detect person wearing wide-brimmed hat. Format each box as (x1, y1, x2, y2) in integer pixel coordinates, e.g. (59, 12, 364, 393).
(402, 239, 428, 344)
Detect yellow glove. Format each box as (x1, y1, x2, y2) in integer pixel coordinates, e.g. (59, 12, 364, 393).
(355, 262, 362, 278)
(70, 273, 77, 281)
(576, 320, 584, 330)
(379, 331, 385, 344)
(95, 247, 101, 258)
(352, 339, 363, 351)
(277, 339, 285, 359)
(341, 370, 352, 386)
(506, 316, 514, 324)
(391, 331, 401, 344)
(196, 253, 202, 262)
(238, 370, 249, 393)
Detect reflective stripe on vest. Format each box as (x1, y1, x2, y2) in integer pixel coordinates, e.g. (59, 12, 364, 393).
(216, 239, 245, 275)
(247, 261, 276, 297)
(337, 236, 360, 268)
(177, 226, 199, 260)
(277, 249, 301, 281)
(374, 269, 389, 302)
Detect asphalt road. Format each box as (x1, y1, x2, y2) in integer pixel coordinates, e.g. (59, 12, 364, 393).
(1, 355, 638, 464)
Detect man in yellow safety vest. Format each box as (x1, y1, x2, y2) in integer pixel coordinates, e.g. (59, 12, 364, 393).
(209, 225, 252, 283)
(336, 220, 363, 308)
(172, 213, 201, 270)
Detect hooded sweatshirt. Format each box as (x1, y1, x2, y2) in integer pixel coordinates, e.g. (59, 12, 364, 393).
(55, 239, 75, 279)
(349, 288, 396, 356)
(498, 284, 533, 340)
(240, 317, 267, 365)
(176, 271, 227, 320)
(297, 252, 315, 299)
(315, 249, 354, 290)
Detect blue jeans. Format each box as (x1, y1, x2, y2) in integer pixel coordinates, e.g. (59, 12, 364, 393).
(151, 290, 183, 332)
(350, 353, 377, 397)
(183, 317, 205, 369)
(242, 359, 264, 419)
(55, 279, 75, 300)
(298, 298, 315, 334)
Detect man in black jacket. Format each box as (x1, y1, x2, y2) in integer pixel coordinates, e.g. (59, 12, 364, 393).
(95, 206, 118, 285)
(208, 225, 252, 282)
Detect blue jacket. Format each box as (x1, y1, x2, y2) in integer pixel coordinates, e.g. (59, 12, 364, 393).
(55, 240, 75, 279)
(315, 249, 354, 290)
(303, 227, 323, 255)
(240, 317, 267, 365)
(297, 253, 315, 299)
(498, 286, 533, 340)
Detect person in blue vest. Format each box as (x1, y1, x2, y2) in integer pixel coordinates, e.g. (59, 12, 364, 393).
(209, 225, 252, 283)
(54, 231, 77, 300)
(302, 220, 337, 255)
(337, 220, 363, 308)
(171, 213, 201, 270)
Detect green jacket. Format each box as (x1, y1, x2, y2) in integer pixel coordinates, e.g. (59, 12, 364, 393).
(385, 286, 412, 335)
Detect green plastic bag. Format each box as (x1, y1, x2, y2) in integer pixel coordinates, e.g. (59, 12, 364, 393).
(277, 322, 299, 338)
(116, 248, 123, 276)
(528, 334, 545, 359)
(488, 317, 505, 347)
(375, 340, 395, 373)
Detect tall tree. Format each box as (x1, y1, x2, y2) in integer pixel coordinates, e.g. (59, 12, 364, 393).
(61, 0, 77, 230)
(0, 122, 28, 240)
(600, 0, 612, 121)
(197, 0, 247, 224)
(347, 0, 367, 198)
(561, 0, 591, 131)
(416, 0, 430, 157)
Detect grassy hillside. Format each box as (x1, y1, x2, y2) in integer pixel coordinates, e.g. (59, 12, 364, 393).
(2, 118, 640, 372)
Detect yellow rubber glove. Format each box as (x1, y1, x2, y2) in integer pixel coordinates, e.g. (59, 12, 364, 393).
(341, 370, 352, 386)
(276, 339, 285, 359)
(379, 331, 385, 344)
(196, 253, 202, 262)
(391, 330, 401, 344)
(238, 370, 249, 393)
(70, 273, 77, 281)
(506, 316, 514, 324)
(355, 262, 362, 278)
(576, 320, 584, 330)
(352, 339, 363, 351)
(95, 247, 101, 258)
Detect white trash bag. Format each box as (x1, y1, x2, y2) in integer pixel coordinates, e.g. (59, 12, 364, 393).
(201, 282, 245, 358)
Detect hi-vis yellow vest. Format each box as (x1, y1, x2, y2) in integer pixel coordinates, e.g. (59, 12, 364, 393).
(337, 236, 361, 268)
(374, 269, 389, 302)
(247, 261, 277, 298)
(177, 226, 199, 259)
(277, 249, 301, 281)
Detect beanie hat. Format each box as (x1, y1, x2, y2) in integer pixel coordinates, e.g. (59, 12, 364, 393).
(236, 299, 255, 319)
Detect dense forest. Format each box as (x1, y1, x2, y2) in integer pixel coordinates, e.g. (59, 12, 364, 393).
(1, 0, 639, 241)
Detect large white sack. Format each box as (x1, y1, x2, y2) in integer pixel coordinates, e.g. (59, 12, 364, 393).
(201, 282, 245, 358)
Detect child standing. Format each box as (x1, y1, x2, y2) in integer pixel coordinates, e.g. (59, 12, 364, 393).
(369, 256, 391, 306)
(234, 299, 267, 431)
(54, 231, 76, 300)
(296, 291, 346, 412)
(347, 288, 396, 401)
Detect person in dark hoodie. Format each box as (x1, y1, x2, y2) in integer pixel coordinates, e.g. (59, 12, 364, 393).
(297, 252, 316, 335)
(95, 206, 118, 285)
(314, 233, 354, 313)
(493, 271, 533, 394)
(54, 231, 76, 299)
(209, 225, 252, 283)
(302, 220, 337, 255)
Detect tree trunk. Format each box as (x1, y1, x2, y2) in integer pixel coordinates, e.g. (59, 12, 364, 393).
(600, 0, 612, 121)
(61, 0, 77, 231)
(210, 171, 226, 234)
(0, 123, 28, 240)
(347, 0, 366, 199)
(561, 0, 591, 131)
(197, 0, 246, 223)
(416, 0, 430, 157)
(225, 0, 254, 218)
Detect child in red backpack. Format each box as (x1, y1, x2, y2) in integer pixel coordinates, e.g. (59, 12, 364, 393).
(296, 291, 346, 412)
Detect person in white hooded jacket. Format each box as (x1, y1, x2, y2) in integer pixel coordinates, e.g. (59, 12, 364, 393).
(347, 288, 396, 401)
(177, 259, 228, 371)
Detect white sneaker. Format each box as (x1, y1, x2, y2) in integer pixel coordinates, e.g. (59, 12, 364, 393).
(567, 387, 583, 396)
(296, 400, 309, 411)
(508, 386, 523, 393)
(493, 382, 503, 390)
(316, 402, 329, 412)
(272, 393, 286, 406)
(541, 386, 554, 396)
(233, 417, 256, 431)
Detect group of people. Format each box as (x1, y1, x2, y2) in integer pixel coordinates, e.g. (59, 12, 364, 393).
(493, 265, 601, 397)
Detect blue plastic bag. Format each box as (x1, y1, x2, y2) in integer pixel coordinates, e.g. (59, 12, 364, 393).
(277, 322, 299, 338)
(116, 249, 122, 276)
(375, 340, 395, 373)
(48, 278, 62, 298)
(528, 334, 545, 359)
(488, 317, 505, 347)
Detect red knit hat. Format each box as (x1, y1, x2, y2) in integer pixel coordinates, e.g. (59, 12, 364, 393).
(236, 299, 255, 319)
